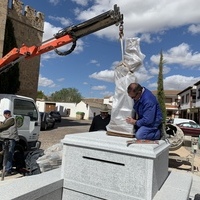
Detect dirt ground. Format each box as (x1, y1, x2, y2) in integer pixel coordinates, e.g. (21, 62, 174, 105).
(169, 145, 200, 176)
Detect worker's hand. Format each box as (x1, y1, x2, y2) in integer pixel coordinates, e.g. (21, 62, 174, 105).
(126, 117, 137, 125)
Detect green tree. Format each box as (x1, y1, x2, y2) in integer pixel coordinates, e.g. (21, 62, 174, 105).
(37, 90, 47, 100)
(157, 51, 167, 124)
(50, 88, 82, 103)
(0, 18, 20, 93)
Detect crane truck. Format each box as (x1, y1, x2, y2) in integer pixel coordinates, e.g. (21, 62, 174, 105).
(0, 4, 123, 151)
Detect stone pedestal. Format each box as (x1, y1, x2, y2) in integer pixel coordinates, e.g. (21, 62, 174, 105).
(61, 131, 170, 200)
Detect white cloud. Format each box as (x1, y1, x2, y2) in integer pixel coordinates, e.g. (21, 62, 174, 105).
(41, 51, 58, 61)
(42, 22, 61, 42)
(89, 70, 114, 82)
(91, 85, 106, 91)
(148, 75, 200, 90)
(132, 65, 153, 83)
(48, 16, 72, 26)
(38, 75, 56, 87)
(41, 1, 200, 67)
(72, 0, 200, 40)
(164, 75, 200, 90)
(57, 78, 65, 82)
(151, 43, 200, 67)
(149, 66, 171, 75)
(49, 0, 60, 6)
(110, 61, 120, 70)
(90, 59, 98, 64)
(188, 24, 200, 35)
(89, 64, 153, 85)
(89, 59, 100, 66)
(140, 33, 154, 44)
(71, 0, 91, 6)
(42, 1, 200, 45)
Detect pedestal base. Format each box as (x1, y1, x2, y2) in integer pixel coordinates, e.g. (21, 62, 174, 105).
(61, 131, 170, 200)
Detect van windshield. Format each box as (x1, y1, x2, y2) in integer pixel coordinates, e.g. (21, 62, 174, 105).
(13, 99, 38, 121)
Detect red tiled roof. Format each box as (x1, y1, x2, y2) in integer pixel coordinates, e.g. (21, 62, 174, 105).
(152, 90, 181, 96)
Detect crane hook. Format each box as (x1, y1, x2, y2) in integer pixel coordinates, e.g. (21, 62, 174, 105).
(119, 21, 124, 39)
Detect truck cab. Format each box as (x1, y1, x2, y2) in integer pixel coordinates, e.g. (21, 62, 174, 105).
(0, 94, 41, 151)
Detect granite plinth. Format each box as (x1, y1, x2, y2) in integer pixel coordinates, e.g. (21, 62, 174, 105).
(61, 131, 170, 200)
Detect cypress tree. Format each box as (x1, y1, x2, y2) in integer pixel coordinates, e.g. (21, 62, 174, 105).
(157, 51, 167, 124)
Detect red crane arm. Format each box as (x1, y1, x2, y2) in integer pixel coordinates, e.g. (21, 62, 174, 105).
(0, 4, 123, 73)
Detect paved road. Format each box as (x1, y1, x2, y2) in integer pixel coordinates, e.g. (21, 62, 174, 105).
(39, 117, 92, 150)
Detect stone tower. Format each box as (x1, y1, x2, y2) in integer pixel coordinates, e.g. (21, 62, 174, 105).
(0, 0, 44, 100)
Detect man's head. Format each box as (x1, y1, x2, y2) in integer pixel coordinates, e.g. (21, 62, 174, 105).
(127, 83, 143, 100)
(100, 104, 109, 118)
(3, 110, 11, 119)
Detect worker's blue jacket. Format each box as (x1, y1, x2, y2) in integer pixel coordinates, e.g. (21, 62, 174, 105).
(133, 88, 163, 140)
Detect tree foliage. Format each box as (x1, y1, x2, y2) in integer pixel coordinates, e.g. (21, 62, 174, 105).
(50, 88, 82, 103)
(37, 90, 48, 100)
(0, 18, 20, 93)
(157, 51, 167, 123)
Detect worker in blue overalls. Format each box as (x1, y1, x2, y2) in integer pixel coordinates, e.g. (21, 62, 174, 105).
(126, 83, 163, 140)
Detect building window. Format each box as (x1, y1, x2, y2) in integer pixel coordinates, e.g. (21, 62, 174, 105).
(192, 95, 196, 103)
(165, 98, 172, 104)
(198, 88, 200, 99)
(181, 96, 184, 104)
(186, 93, 189, 103)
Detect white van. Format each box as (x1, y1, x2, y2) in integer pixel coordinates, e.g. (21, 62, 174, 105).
(167, 118, 197, 125)
(0, 94, 41, 151)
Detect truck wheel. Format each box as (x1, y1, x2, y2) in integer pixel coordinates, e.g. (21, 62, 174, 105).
(14, 143, 25, 153)
(13, 144, 26, 172)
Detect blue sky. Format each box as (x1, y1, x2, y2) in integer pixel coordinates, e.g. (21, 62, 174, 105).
(21, 0, 200, 98)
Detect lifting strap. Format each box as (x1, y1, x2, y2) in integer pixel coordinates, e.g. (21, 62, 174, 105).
(119, 22, 124, 61)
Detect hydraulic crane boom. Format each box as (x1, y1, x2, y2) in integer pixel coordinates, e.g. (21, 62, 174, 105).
(0, 4, 123, 73)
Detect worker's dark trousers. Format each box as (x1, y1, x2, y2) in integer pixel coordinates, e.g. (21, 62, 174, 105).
(5, 139, 16, 172)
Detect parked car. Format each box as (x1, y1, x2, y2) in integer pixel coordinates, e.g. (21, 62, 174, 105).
(176, 122, 200, 137)
(40, 112, 55, 130)
(49, 111, 61, 122)
(166, 118, 196, 125)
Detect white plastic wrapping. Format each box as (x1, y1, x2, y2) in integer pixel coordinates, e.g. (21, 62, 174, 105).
(36, 143, 63, 172)
(106, 38, 145, 136)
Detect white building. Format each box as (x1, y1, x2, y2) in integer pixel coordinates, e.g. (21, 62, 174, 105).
(36, 98, 112, 120)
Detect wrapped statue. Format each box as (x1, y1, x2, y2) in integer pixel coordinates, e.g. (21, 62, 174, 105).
(106, 37, 145, 137)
